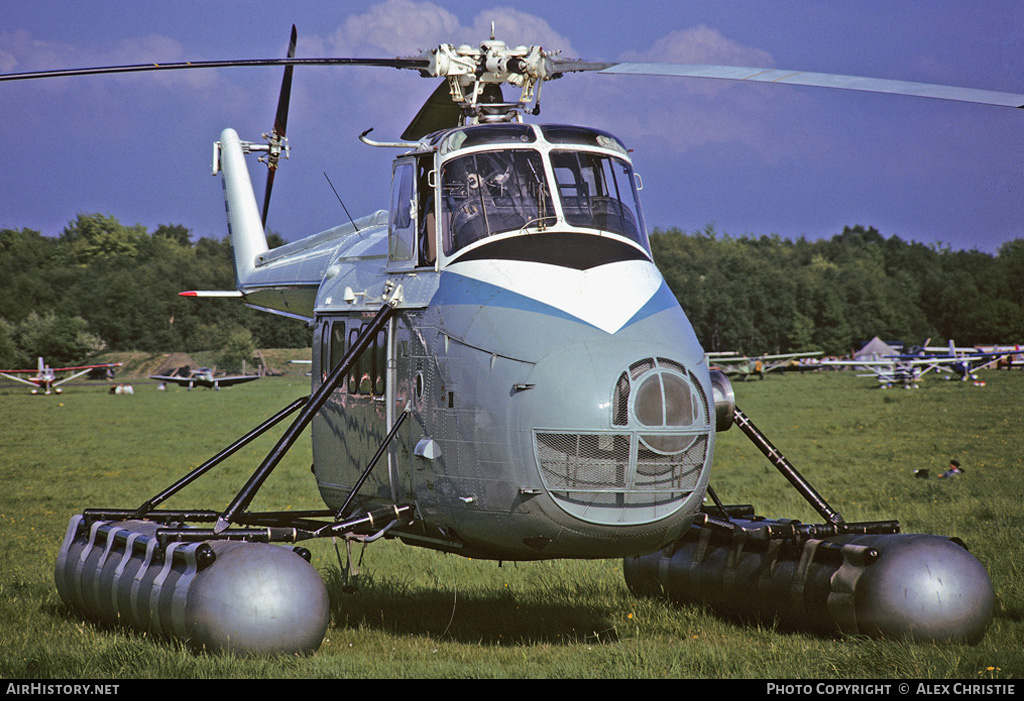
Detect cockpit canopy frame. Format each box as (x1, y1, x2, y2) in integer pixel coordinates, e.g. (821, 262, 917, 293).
(386, 123, 650, 271)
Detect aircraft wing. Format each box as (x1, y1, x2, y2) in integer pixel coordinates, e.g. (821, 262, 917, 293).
(1, 362, 120, 387)
(48, 362, 123, 371)
(760, 351, 823, 361)
(0, 372, 42, 387)
(818, 359, 900, 376)
(50, 367, 98, 387)
(206, 375, 261, 387)
(149, 374, 199, 387)
(150, 374, 260, 389)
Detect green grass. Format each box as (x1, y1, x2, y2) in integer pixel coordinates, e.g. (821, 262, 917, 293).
(0, 371, 1021, 678)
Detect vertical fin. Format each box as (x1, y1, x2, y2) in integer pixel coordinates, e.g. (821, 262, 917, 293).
(218, 128, 269, 287)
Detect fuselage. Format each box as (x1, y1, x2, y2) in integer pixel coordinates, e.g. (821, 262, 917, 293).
(296, 123, 715, 560)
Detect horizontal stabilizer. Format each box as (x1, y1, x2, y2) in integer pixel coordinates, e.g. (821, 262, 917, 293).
(179, 290, 244, 298)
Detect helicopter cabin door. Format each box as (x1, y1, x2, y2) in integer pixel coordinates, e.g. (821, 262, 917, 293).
(312, 314, 399, 514)
(388, 155, 437, 270)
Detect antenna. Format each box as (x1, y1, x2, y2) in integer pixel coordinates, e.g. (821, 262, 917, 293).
(323, 171, 360, 232)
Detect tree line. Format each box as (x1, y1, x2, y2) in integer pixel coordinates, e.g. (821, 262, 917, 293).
(0, 214, 308, 370)
(1, 215, 1021, 368)
(651, 225, 1024, 356)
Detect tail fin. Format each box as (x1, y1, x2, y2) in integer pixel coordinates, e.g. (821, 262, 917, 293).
(217, 128, 269, 288)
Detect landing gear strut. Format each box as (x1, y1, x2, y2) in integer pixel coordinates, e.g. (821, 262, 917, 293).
(625, 383, 994, 644)
(54, 298, 416, 654)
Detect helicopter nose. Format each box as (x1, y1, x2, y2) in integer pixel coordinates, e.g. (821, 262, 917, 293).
(521, 341, 713, 527)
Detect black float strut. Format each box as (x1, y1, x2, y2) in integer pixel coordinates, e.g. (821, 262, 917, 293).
(214, 297, 399, 533)
(132, 395, 309, 518)
(732, 405, 845, 525)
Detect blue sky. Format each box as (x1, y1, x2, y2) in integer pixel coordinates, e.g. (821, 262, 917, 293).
(2, 1, 1022, 253)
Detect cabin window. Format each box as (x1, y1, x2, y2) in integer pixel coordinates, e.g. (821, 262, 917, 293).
(317, 319, 349, 382)
(440, 149, 554, 256)
(417, 157, 437, 267)
(328, 321, 347, 375)
(389, 162, 416, 262)
(551, 150, 647, 249)
(346, 323, 387, 398)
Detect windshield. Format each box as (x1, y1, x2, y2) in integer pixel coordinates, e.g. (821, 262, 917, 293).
(551, 150, 646, 248)
(441, 150, 555, 256)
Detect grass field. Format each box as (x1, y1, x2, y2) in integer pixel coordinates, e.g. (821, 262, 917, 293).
(0, 369, 1021, 679)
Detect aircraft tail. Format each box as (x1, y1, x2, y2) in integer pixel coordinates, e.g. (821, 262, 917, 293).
(216, 128, 269, 288)
(208, 126, 387, 322)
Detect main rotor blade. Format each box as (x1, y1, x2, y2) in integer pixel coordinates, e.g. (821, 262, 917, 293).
(0, 56, 429, 82)
(262, 24, 298, 227)
(275, 26, 297, 139)
(598, 63, 1024, 108)
(262, 168, 277, 229)
(549, 59, 615, 76)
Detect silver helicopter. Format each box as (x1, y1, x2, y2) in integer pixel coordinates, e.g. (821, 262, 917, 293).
(6, 26, 1017, 654)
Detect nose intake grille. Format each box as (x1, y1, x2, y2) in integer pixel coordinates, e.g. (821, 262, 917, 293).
(535, 431, 707, 525)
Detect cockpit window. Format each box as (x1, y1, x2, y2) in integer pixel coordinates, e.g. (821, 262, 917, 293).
(441, 149, 555, 256)
(438, 124, 536, 154)
(551, 150, 647, 248)
(539, 125, 629, 154)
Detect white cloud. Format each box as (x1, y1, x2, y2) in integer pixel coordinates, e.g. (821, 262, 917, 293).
(328, 0, 464, 55)
(325, 1, 577, 57)
(620, 25, 774, 67)
(468, 7, 577, 56)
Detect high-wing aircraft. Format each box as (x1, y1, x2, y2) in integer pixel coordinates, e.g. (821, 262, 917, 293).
(150, 366, 261, 390)
(988, 344, 1024, 370)
(822, 357, 928, 388)
(0, 357, 122, 395)
(709, 351, 822, 380)
(893, 340, 1011, 384)
(6, 26, 1015, 654)
(822, 339, 1010, 388)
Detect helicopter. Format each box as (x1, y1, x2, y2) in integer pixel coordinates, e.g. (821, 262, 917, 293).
(7, 25, 1019, 655)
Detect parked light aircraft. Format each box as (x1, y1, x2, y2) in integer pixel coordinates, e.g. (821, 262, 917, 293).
(149, 366, 261, 390)
(894, 340, 1011, 383)
(709, 351, 822, 380)
(5, 26, 1017, 653)
(988, 345, 1024, 370)
(0, 357, 122, 395)
(823, 339, 1010, 388)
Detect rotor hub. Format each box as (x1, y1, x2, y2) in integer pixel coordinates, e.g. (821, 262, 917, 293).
(417, 38, 556, 123)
